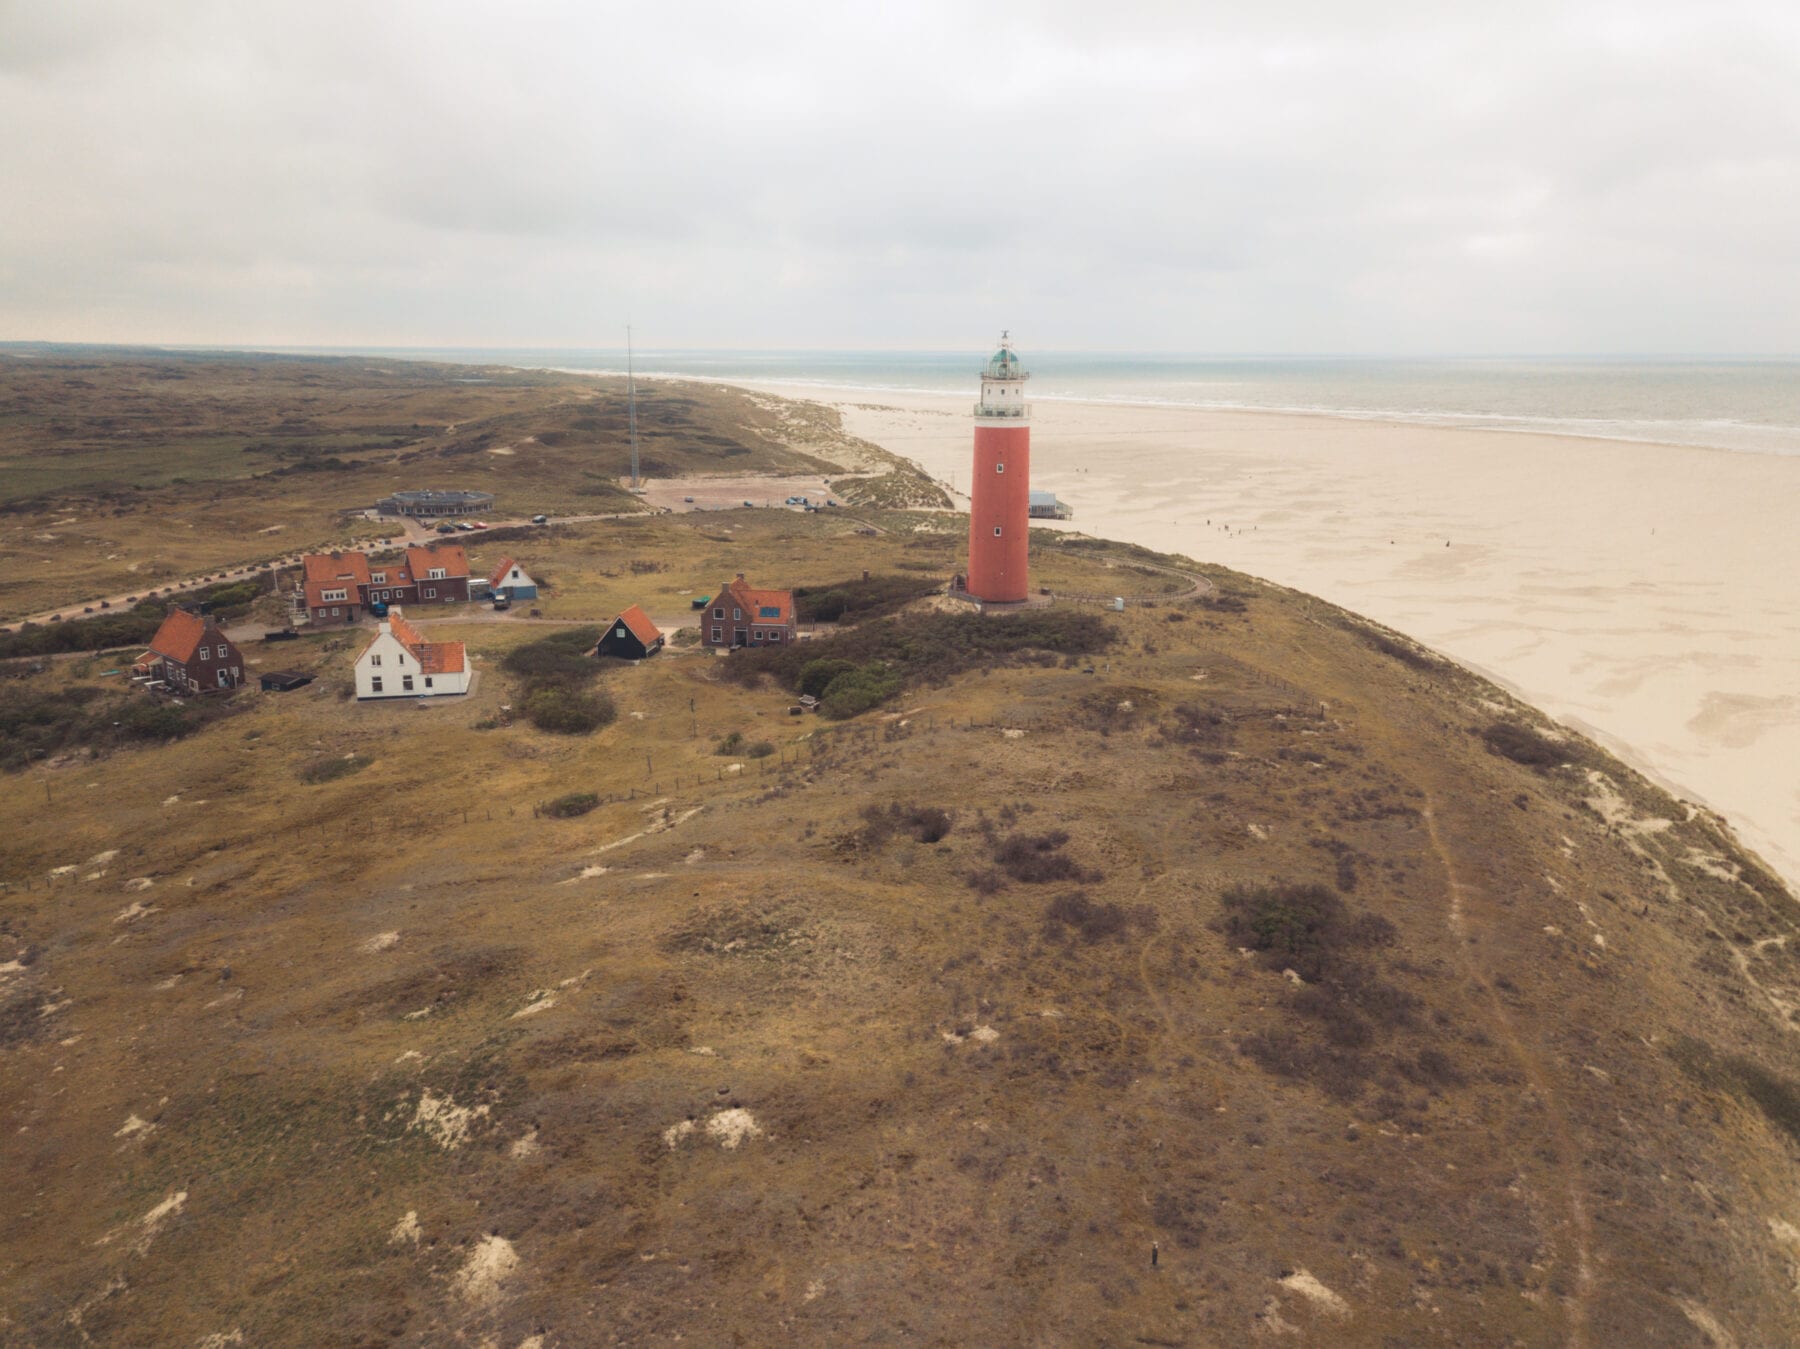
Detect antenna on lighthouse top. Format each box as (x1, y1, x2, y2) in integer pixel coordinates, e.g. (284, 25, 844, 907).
(626, 324, 641, 493)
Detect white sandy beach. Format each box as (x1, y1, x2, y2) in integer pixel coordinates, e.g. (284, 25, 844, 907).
(746, 383, 1800, 891)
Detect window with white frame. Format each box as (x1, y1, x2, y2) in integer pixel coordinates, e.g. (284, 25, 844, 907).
(372, 676, 384, 693)
(996, 462, 1004, 473)
(403, 675, 414, 691)
(371, 654, 382, 666)
(199, 646, 209, 660)
(994, 526, 1003, 536)
(711, 626, 721, 641)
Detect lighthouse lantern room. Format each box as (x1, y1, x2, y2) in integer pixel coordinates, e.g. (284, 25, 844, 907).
(966, 333, 1032, 602)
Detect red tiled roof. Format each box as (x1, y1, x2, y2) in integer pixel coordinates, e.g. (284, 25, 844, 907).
(387, 611, 426, 649)
(145, 608, 208, 663)
(488, 557, 516, 588)
(405, 543, 469, 580)
(301, 550, 373, 608)
(615, 603, 662, 645)
(722, 577, 793, 626)
(419, 642, 466, 675)
(382, 611, 465, 676)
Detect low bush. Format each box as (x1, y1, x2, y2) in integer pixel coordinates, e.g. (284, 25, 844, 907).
(300, 754, 371, 785)
(722, 608, 1117, 705)
(1043, 891, 1131, 943)
(793, 573, 943, 623)
(0, 684, 214, 770)
(504, 628, 614, 734)
(0, 603, 167, 660)
(502, 629, 603, 682)
(543, 792, 599, 819)
(1219, 882, 1395, 983)
(1240, 1029, 1373, 1103)
(819, 662, 903, 719)
(1481, 721, 1570, 768)
(523, 684, 615, 735)
(797, 658, 858, 700)
(854, 802, 955, 849)
(994, 830, 1099, 884)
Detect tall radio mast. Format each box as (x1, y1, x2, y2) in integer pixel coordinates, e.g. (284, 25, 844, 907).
(626, 324, 641, 492)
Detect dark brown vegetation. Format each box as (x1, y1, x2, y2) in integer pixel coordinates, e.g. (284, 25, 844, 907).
(0, 681, 223, 771)
(502, 628, 616, 734)
(792, 572, 944, 623)
(727, 608, 1115, 720)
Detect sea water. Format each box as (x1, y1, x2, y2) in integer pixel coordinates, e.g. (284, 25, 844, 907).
(252, 348, 1800, 459)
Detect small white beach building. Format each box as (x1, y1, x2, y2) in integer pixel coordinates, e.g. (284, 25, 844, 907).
(354, 610, 471, 699)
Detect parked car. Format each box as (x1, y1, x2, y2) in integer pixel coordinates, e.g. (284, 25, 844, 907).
(454, 521, 475, 531)
(742, 499, 754, 507)
(531, 514, 548, 524)
(492, 596, 511, 611)
(471, 521, 488, 529)
(435, 522, 456, 534)
(682, 496, 695, 504)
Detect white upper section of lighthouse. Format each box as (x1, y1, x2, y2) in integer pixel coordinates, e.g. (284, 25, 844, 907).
(975, 332, 1030, 422)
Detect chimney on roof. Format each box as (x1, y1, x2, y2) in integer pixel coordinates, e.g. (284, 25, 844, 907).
(735, 572, 746, 583)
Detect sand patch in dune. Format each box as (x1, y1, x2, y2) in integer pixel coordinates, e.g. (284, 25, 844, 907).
(1279, 1269, 1349, 1317)
(407, 1090, 490, 1149)
(454, 1234, 520, 1305)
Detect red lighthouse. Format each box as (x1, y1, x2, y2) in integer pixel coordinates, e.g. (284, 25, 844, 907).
(966, 333, 1031, 602)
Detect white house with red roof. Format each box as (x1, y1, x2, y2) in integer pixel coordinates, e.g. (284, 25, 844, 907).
(298, 544, 472, 624)
(133, 609, 244, 693)
(701, 573, 796, 650)
(353, 609, 470, 699)
(487, 557, 538, 601)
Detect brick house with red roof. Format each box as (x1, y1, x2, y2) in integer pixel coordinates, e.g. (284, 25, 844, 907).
(701, 573, 796, 650)
(594, 604, 664, 660)
(352, 609, 470, 699)
(299, 544, 471, 624)
(133, 609, 244, 693)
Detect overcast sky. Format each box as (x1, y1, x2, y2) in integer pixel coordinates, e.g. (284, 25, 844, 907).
(2, 1, 1797, 353)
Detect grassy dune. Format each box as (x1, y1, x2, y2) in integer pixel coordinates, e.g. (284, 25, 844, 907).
(0, 350, 921, 620)
(4, 481, 1799, 1344)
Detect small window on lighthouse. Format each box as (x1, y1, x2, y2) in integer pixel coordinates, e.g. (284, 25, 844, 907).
(993, 526, 1003, 537)
(996, 463, 1004, 473)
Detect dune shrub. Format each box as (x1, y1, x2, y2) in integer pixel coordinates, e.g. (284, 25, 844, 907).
(543, 792, 599, 819)
(1481, 721, 1570, 768)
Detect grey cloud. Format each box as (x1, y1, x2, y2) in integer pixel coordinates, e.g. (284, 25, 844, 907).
(1, 0, 1797, 350)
